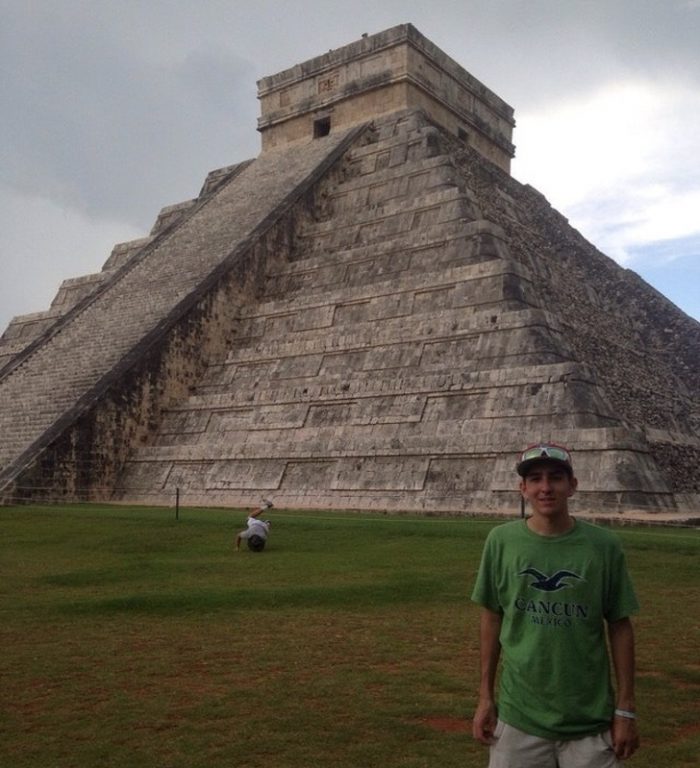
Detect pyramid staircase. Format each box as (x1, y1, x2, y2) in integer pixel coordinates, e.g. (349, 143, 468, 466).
(0, 125, 366, 499)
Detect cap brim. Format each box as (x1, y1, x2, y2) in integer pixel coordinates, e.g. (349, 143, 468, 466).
(516, 456, 573, 477)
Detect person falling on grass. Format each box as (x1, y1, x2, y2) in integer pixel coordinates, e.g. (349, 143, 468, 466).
(235, 500, 274, 552)
(471, 442, 640, 768)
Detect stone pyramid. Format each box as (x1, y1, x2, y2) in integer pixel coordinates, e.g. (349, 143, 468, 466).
(1, 25, 698, 515)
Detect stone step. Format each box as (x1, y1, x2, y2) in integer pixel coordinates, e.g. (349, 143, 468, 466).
(332, 154, 463, 208)
(293, 193, 478, 254)
(153, 389, 617, 447)
(118, 425, 660, 500)
(224, 306, 564, 368)
(182, 361, 597, 409)
(133, 419, 638, 462)
(259, 218, 505, 282)
(149, 199, 197, 237)
(236, 257, 530, 343)
(299, 167, 475, 230)
(262, 224, 506, 301)
(101, 236, 154, 271)
(290, 197, 480, 259)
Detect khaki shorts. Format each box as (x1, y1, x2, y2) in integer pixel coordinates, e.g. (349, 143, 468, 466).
(488, 720, 619, 768)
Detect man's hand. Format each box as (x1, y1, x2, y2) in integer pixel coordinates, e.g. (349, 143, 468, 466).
(612, 714, 639, 759)
(472, 698, 498, 745)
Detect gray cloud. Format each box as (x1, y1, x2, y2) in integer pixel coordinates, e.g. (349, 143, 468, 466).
(1, 5, 258, 229)
(1, 0, 698, 328)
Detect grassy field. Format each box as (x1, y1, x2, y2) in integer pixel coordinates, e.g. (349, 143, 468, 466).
(1, 504, 698, 768)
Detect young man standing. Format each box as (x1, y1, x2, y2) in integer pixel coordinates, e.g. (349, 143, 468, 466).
(471, 443, 640, 767)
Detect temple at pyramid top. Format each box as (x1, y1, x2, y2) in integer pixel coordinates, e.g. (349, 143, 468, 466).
(256, 23, 516, 172)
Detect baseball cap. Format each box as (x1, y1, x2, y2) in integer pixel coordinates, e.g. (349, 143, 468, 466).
(516, 443, 573, 477)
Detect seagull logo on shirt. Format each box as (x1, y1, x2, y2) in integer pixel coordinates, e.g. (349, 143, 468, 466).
(519, 567, 583, 592)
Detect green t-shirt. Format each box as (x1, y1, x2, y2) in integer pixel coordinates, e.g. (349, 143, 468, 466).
(471, 518, 639, 740)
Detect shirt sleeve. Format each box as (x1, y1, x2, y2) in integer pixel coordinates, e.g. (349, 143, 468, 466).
(471, 530, 503, 613)
(604, 540, 640, 622)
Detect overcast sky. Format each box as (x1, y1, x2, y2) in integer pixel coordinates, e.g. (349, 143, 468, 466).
(2, 0, 699, 335)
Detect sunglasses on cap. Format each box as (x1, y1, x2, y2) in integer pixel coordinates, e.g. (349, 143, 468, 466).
(519, 444, 572, 464)
(517, 443, 573, 477)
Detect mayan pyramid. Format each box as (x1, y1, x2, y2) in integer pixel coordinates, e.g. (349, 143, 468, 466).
(1, 24, 698, 516)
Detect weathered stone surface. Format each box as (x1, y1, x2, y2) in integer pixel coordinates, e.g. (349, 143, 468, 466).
(110, 110, 696, 515)
(0, 27, 697, 517)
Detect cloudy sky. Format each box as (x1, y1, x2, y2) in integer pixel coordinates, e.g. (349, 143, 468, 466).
(2, 0, 699, 334)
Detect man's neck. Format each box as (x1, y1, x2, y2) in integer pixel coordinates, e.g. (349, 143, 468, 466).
(526, 510, 575, 536)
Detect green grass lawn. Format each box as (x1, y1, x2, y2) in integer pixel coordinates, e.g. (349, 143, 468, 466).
(1, 504, 698, 767)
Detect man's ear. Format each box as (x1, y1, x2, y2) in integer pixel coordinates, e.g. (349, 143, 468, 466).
(568, 476, 578, 497)
(518, 479, 527, 496)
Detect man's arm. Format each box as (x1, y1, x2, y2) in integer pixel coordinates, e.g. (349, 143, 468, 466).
(472, 607, 502, 745)
(608, 617, 640, 760)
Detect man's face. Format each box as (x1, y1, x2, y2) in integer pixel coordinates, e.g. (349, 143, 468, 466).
(519, 462, 577, 517)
